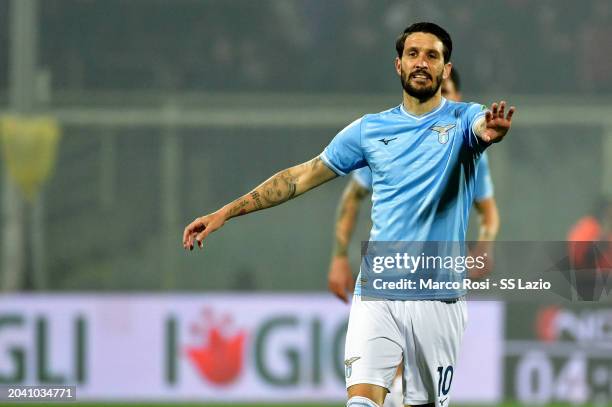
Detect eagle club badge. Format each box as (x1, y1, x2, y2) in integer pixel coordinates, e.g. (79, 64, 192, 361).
(344, 356, 361, 378)
(430, 123, 456, 144)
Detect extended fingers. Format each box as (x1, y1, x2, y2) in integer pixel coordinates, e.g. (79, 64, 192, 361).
(506, 106, 516, 122)
(490, 102, 498, 117)
(498, 101, 505, 118)
(488, 101, 515, 122)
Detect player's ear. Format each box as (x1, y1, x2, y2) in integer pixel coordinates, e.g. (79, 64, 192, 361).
(443, 62, 452, 81)
(394, 57, 402, 76)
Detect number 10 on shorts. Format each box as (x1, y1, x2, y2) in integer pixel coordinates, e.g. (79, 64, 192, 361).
(437, 365, 454, 397)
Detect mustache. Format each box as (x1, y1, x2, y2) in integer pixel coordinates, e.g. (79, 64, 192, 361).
(409, 70, 432, 80)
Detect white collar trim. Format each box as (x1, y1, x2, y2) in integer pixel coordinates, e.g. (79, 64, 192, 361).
(400, 98, 447, 121)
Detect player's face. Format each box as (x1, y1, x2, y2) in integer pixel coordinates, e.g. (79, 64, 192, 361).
(441, 77, 462, 102)
(396, 32, 451, 102)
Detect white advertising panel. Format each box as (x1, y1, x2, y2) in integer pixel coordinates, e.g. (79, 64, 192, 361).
(0, 294, 502, 402)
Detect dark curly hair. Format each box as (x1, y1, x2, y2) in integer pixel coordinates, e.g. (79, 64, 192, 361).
(395, 22, 453, 63)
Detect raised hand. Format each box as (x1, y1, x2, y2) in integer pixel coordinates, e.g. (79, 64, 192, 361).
(182, 211, 226, 250)
(478, 101, 515, 143)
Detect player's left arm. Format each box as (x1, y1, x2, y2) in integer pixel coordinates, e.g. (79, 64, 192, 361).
(474, 101, 515, 143)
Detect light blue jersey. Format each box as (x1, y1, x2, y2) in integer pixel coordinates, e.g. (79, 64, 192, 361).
(321, 98, 487, 242)
(352, 151, 494, 202)
(320, 98, 488, 299)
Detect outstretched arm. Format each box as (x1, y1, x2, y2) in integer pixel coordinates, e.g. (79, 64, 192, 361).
(474, 101, 515, 143)
(328, 180, 370, 302)
(182, 156, 337, 250)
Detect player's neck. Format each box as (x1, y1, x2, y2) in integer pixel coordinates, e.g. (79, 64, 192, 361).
(402, 92, 443, 116)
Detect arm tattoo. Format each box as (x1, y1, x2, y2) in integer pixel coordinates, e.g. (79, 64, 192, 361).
(354, 184, 370, 200)
(334, 202, 351, 256)
(250, 191, 264, 209)
(309, 157, 323, 170)
(333, 181, 368, 257)
(224, 156, 329, 220)
(261, 170, 297, 205)
(228, 199, 250, 217)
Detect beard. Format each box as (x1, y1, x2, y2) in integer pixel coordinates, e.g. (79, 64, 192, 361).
(400, 67, 444, 102)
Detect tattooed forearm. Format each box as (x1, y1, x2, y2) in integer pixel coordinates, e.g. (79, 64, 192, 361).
(334, 235, 349, 257)
(261, 170, 297, 205)
(309, 157, 323, 171)
(250, 191, 264, 209)
(221, 156, 336, 221)
(224, 169, 300, 220)
(227, 199, 251, 218)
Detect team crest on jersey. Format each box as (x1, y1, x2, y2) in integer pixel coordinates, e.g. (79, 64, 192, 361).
(344, 356, 361, 378)
(430, 123, 456, 144)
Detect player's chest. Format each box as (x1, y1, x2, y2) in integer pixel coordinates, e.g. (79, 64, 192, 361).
(363, 120, 462, 171)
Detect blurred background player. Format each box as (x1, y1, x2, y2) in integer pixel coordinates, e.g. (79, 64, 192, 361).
(566, 196, 612, 299)
(327, 68, 500, 407)
(568, 196, 612, 247)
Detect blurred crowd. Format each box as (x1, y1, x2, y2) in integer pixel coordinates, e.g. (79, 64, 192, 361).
(15, 0, 609, 95)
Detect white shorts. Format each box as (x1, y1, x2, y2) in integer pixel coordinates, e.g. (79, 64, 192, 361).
(344, 295, 467, 406)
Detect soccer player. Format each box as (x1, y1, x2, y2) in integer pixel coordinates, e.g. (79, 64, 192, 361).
(327, 69, 500, 407)
(328, 68, 500, 304)
(183, 22, 515, 407)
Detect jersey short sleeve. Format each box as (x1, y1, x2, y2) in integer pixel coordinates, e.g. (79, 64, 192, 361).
(474, 152, 494, 201)
(461, 103, 488, 152)
(320, 117, 366, 176)
(352, 166, 373, 191)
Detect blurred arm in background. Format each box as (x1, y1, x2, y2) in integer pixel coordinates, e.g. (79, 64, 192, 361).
(328, 178, 370, 302)
(474, 197, 500, 241)
(182, 156, 337, 250)
(468, 152, 500, 280)
(468, 196, 500, 279)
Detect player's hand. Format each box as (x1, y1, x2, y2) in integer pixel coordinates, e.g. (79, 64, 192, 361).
(182, 211, 226, 251)
(479, 101, 515, 143)
(328, 256, 355, 303)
